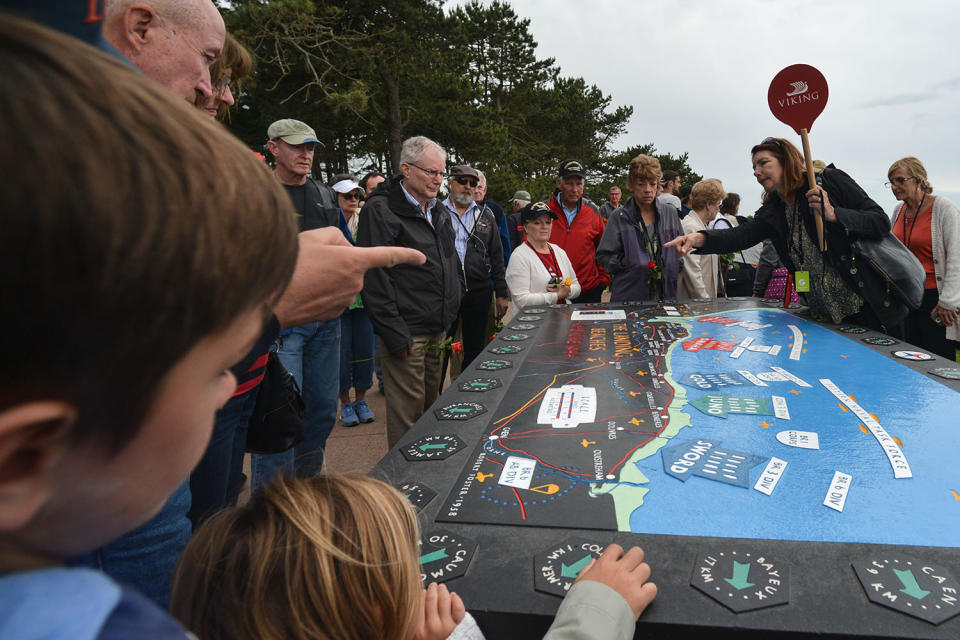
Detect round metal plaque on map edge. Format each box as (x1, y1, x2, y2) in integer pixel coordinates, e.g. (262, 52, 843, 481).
(434, 402, 487, 421)
(458, 377, 502, 392)
(488, 344, 524, 354)
(690, 548, 790, 613)
(852, 555, 960, 625)
(419, 529, 478, 584)
(534, 538, 608, 597)
(929, 367, 960, 380)
(401, 434, 466, 461)
(476, 359, 513, 371)
(838, 326, 867, 334)
(395, 481, 437, 511)
(892, 350, 933, 361)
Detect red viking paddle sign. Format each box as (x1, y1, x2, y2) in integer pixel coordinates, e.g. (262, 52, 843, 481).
(768, 64, 829, 251)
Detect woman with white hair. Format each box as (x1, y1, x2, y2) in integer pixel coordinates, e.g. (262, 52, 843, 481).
(677, 179, 726, 298)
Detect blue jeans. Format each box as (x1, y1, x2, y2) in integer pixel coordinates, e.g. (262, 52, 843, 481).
(70, 479, 192, 609)
(339, 307, 375, 394)
(188, 385, 260, 527)
(251, 319, 340, 490)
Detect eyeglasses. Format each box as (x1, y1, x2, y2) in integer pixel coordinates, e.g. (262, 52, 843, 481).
(884, 177, 915, 188)
(454, 177, 479, 187)
(214, 74, 234, 92)
(408, 163, 445, 179)
(341, 192, 361, 200)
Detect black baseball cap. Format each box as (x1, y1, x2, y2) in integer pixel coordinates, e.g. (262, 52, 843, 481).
(559, 159, 586, 179)
(520, 201, 558, 224)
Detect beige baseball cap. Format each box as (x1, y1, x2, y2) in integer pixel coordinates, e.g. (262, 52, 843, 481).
(267, 119, 321, 145)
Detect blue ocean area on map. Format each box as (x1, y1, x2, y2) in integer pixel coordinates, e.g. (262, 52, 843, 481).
(627, 307, 960, 546)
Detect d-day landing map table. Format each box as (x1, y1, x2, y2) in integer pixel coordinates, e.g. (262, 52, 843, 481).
(372, 298, 960, 639)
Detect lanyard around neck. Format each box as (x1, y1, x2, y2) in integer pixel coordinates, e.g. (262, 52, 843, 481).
(901, 195, 926, 250)
(635, 202, 661, 265)
(526, 240, 561, 276)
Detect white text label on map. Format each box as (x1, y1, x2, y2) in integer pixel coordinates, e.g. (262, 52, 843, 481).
(824, 471, 853, 512)
(498, 456, 536, 490)
(772, 396, 790, 420)
(776, 430, 820, 449)
(571, 310, 626, 321)
(538, 385, 597, 428)
(820, 379, 912, 479)
(754, 457, 788, 495)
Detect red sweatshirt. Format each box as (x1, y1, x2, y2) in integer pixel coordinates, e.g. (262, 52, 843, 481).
(547, 194, 609, 292)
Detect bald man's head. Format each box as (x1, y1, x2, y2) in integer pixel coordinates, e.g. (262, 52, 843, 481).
(104, 0, 225, 104)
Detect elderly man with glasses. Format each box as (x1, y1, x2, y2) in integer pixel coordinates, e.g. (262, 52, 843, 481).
(358, 136, 462, 447)
(443, 165, 509, 373)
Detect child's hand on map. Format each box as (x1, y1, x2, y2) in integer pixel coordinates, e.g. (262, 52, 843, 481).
(414, 582, 465, 640)
(575, 544, 658, 620)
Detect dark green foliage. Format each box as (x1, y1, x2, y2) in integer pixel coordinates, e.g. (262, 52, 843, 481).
(592, 143, 704, 204)
(220, 0, 698, 202)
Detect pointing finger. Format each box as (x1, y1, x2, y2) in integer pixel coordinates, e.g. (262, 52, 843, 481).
(356, 245, 427, 268)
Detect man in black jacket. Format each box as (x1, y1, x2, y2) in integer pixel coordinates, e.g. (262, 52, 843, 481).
(443, 164, 508, 371)
(358, 136, 462, 447)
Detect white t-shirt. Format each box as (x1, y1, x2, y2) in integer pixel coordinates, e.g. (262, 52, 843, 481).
(708, 211, 732, 230)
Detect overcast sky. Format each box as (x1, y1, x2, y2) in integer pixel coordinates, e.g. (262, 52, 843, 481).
(452, 0, 960, 214)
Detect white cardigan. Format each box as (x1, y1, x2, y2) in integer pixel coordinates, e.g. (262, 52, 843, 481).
(506, 242, 581, 308)
(892, 196, 960, 341)
(677, 212, 719, 299)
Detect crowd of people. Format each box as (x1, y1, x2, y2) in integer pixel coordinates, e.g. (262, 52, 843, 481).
(0, 3, 657, 640)
(2, 1, 958, 639)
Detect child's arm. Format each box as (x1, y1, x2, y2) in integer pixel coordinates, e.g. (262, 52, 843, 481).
(414, 582, 466, 640)
(542, 544, 658, 640)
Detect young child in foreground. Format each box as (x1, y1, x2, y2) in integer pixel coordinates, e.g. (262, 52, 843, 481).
(170, 474, 658, 640)
(0, 16, 298, 638)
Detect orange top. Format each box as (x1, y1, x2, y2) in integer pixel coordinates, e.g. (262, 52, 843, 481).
(895, 202, 936, 289)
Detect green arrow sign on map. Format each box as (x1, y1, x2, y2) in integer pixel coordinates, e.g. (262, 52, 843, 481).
(690, 394, 773, 419)
(420, 443, 448, 451)
(724, 561, 756, 590)
(894, 568, 931, 600)
(420, 548, 449, 565)
(561, 555, 593, 579)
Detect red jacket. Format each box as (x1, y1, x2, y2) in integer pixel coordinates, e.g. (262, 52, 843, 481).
(547, 194, 609, 292)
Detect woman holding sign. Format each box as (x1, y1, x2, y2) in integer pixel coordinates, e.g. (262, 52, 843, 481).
(665, 137, 895, 330)
(888, 157, 960, 360)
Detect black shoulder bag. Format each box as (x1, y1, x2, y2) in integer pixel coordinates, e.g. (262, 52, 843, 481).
(245, 349, 306, 454)
(816, 170, 924, 314)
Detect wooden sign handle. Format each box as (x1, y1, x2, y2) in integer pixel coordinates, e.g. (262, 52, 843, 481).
(800, 128, 826, 252)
